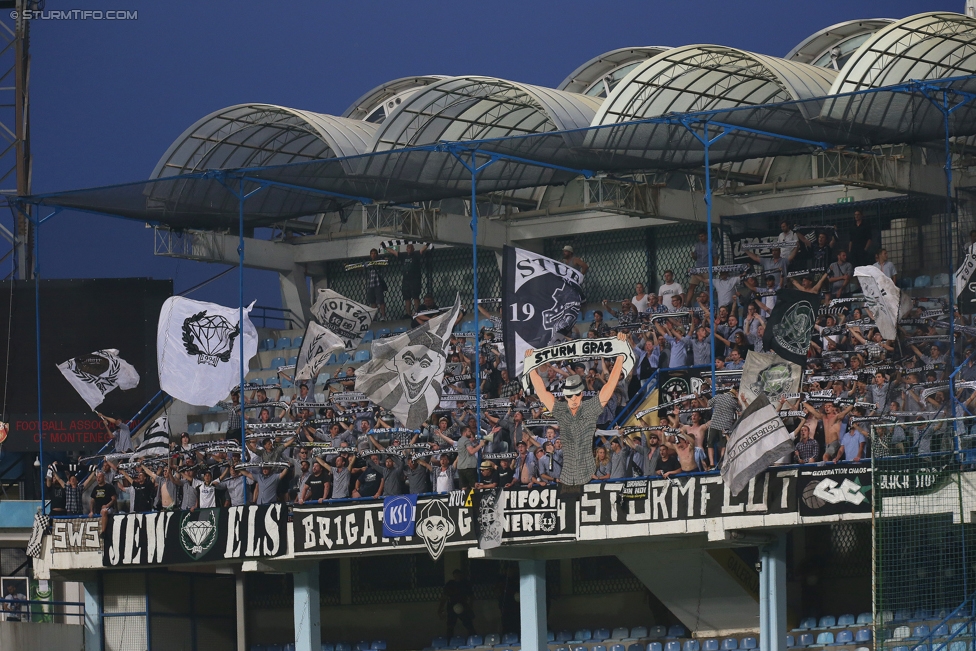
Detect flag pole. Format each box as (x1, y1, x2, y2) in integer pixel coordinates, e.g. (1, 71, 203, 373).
(238, 178, 246, 456)
(471, 151, 482, 439)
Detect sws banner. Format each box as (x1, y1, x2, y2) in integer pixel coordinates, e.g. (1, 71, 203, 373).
(50, 518, 102, 554)
(103, 505, 287, 566)
(294, 487, 576, 559)
(796, 464, 872, 516)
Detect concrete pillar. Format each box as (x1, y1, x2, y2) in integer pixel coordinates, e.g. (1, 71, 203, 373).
(519, 560, 547, 651)
(294, 564, 322, 651)
(339, 558, 352, 606)
(760, 534, 787, 651)
(236, 574, 247, 651)
(83, 580, 102, 651)
(279, 265, 311, 329)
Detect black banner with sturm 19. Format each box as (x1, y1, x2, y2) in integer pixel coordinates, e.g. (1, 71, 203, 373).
(796, 464, 872, 516)
(103, 504, 288, 566)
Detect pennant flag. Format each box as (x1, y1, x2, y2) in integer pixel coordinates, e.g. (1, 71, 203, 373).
(955, 254, 976, 314)
(26, 511, 50, 558)
(355, 295, 461, 429)
(476, 487, 506, 550)
(722, 394, 794, 496)
(295, 321, 345, 382)
(762, 288, 817, 365)
(57, 349, 140, 411)
(131, 416, 171, 459)
(310, 289, 377, 350)
(156, 297, 258, 407)
(502, 245, 584, 378)
(738, 351, 802, 407)
(854, 265, 910, 340)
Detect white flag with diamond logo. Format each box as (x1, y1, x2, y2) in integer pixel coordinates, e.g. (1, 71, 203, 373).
(156, 296, 258, 407)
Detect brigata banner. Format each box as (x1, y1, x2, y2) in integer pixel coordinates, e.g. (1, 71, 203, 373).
(294, 487, 576, 559)
(103, 505, 287, 566)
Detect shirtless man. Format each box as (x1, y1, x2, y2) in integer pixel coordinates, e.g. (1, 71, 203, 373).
(803, 401, 854, 462)
(682, 411, 709, 450)
(663, 432, 703, 473)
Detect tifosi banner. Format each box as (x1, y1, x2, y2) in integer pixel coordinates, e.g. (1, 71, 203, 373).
(502, 246, 584, 377)
(103, 505, 287, 566)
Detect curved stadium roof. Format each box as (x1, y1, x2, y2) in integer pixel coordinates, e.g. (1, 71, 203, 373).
(558, 46, 670, 97)
(786, 19, 894, 69)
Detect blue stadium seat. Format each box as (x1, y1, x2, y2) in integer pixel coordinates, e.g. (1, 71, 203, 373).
(594, 629, 612, 642)
(449, 637, 467, 648)
(467, 636, 483, 647)
(270, 356, 286, 369)
(913, 645, 931, 651)
(898, 277, 914, 289)
(583, 310, 596, 322)
(631, 628, 649, 640)
(667, 627, 686, 639)
(287, 355, 298, 366)
(931, 625, 948, 638)
(740, 639, 757, 650)
(682, 641, 700, 651)
(891, 646, 910, 651)
(502, 634, 519, 646)
(815, 633, 834, 646)
(315, 373, 330, 386)
(819, 616, 837, 629)
(291, 336, 303, 349)
(914, 276, 931, 288)
(322, 644, 335, 651)
(187, 422, 203, 434)
(362, 330, 374, 343)
(664, 643, 681, 651)
(354, 349, 370, 362)
(784, 637, 794, 649)
(721, 639, 739, 651)
(703, 640, 720, 651)
(608, 645, 624, 651)
(553, 648, 568, 651)
(932, 273, 950, 287)
(855, 629, 872, 643)
(910, 626, 930, 640)
(281, 378, 294, 389)
(460, 320, 475, 332)
(648, 644, 663, 651)
(276, 337, 291, 349)
(856, 613, 873, 626)
(950, 624, 969, 635)
(573, 631, 593, 643)
(795, 617, 817, 631)
(649, 628, 667, 640)
(376, 328, 392, 338)
(892, 626, 912, 640)
(354, 645, 367, 651)
(837, 615, 856, 628)
(484, 635, 500, 647)
(337, 352, 352, 365)
(335, 371, 346, 379)
(336, 645, 351, 651)
(593, 646, 607, 651)
(573, 646, 587, 651)
(556, 632, 573, 643)
(261, 338, 275, 351)
(393, 326, 408, 335)
(797, 634, 813, 647)
(912, 610, 931, 622)
(949, 643, 972, 651)
(831, 630, 854, 646)
(547, 632, 555, 643)
(628, 644, 642, 651)
(430, 638, 448, 649)
(612, 629, 630, 640)
(894, 610, 912, 622)
(249, 377, 263, 386)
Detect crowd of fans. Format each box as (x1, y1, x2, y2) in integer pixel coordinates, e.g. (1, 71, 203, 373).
(47, 214, 976, 519)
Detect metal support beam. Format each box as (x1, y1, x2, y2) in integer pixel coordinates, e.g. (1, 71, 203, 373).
(294, 564, 322, 651)
(83, 579, 102, 651)
(760, 533, 787, 651)
(236, 574, 247, 651)
(519, 559, 548, 651)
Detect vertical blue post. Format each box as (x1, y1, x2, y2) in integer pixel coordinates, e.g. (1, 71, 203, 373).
(32, 206, 45, 509)
(294, 564, 322, 651)
(703, 127, 716, 396)
(470, 152, 482, 435)
(760, 534, 787, 651)
(519, 559, 548, 651)
(942, 90, 959, 421)
(239, 178, 247, 454)
(83, 579, 102, 651)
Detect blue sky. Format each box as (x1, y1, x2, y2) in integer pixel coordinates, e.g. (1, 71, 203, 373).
(25, 0, 954, 308)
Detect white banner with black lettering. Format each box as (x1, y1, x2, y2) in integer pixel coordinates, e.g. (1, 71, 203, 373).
(156, 297, 258, 407)
(520, 338, 635, 392)
(311, 289, 377, 350)
(722, 394, 794, 497)
(955, 253, 976, 314)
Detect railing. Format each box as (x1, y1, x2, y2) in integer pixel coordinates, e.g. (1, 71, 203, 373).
(0, 598, 86, 623)
(250, 305, 300, 329)
(362, 204, 438, 240)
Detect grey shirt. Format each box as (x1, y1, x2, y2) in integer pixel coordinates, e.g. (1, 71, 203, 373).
(254, 473, 281, 505)
(406, 464, 432, 494)
(456, 439, 479, 470)
(369, 458, 406, 496)
(224, 475, 249, 506)
(609, 448, 630, 479)
(552, 398, 603, 485)
(330, 466, 352, 499)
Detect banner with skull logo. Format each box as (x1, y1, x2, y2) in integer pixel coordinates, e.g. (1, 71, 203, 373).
(502, 246, 584, 378)
(738, 350, 802, 407)
(762, 288, 816, 365)
(57, 349, 140, 410)
(355, 295, 461, 429)
(156, 297, 258, 407)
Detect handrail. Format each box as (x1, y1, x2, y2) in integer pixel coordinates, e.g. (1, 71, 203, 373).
(251, 305, 301, 329)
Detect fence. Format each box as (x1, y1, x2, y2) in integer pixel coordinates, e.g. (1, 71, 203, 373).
(871, 416, 976, 651)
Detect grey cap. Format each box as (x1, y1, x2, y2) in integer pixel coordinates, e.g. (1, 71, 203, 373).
(563, 374, 585, 396)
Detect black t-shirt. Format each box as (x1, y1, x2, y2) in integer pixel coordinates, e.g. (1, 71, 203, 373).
(849, 222, 873, 256)
(358, 467, 382, 497)
(49, 483, 66, 510)
(477, 469, 500, 487)
(91, 483, 117, 513)
(305, 473, 330, 501)
(402, 251, 424, 283)
(657, 455, 681, 475)
(132, 481, 155, 512)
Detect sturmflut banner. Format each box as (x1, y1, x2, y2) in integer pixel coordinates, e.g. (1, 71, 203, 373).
(502, 246, 584, 377)
(103, 505, 287, 566)
(156, 297, 258, 407)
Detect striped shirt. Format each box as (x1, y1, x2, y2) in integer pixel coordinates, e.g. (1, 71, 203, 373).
(708, 393, 740, 431)
(552, 398, 602, 486)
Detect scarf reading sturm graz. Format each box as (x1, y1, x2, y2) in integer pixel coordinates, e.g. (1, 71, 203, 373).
(502, 246, 584, 378)
(762, 288, 817, 366)
(519, 338, 636, 392)
(355, 295, 462, 430)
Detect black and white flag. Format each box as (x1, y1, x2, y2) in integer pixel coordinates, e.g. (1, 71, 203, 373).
(502, 246, 584, 377)
(26, 511, 50, 558)
(955, 253, 976, 314)
(721, 394, 794, 496)
(131, 416, 170, 459)
(738, 350, 802, 407)
(355, 295, 461, 429)
(157, 297, 258, 407)
(854, 265, 911, 340)
(476, 487, 506, 550)
(311, 289, 378, 350)
(762, 288, 816, 365)
(295, 321, 345, 382)
(57, 349, 140, 410)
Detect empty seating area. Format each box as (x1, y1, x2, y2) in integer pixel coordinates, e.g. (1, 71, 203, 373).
(788, 611, 976, 651)
(249, 641, 386, 651)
